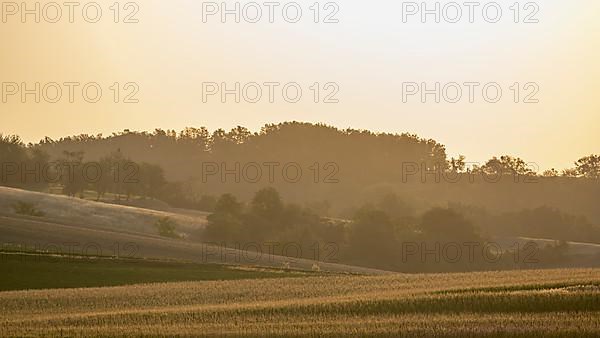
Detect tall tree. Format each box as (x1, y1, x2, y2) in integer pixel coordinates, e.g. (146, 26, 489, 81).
(575, 155, 600, 179)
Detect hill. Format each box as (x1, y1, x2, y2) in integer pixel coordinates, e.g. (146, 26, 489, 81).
(0, 188, 390, 275)
(30, 123, 600, 224)
(0, 186, 207, 236)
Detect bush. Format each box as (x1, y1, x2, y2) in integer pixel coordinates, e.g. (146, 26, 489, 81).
(154, 217, 179, 239)
(12, 201, 45, 217)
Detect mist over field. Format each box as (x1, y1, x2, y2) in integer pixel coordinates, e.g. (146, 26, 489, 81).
(2, 119, 600, 337)
(2, 123, 600, 273)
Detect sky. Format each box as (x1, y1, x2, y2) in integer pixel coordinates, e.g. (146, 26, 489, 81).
(1, 0, 599, 170)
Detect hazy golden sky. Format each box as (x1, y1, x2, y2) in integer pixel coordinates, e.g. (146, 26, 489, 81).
(1, 0, 599, 170)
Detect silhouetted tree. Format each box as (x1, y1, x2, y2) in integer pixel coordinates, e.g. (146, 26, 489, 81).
(139, 162, 166, 199)
(204, 194, 245, 242)
(574, 155, 600, 179)
(475, 155, 536, 177)
(419, 207, 479, 241)
(346, 206, 397, 268)
(58, 151, 86, 197)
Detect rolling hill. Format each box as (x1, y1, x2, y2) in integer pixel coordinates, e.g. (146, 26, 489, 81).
(0, 188, 390, 275)
(0, 187, 208, 236)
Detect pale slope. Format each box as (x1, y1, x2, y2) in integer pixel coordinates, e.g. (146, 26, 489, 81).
(0, 186, 207, 235)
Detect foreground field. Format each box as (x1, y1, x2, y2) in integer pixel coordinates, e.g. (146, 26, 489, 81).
(1, 268, 599, 337)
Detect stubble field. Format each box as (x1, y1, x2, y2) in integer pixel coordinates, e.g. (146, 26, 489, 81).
(1, 268, 599, 337)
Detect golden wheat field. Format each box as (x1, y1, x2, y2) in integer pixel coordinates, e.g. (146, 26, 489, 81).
(1, 268, 599, 337)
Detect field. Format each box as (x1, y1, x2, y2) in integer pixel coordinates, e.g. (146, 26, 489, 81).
(2, 188, 600, 336)
(0, 187, 391, 274)
(0, 252, 311, 291)
(1, 268, 599, 337)
(0, 186, 209, 235)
